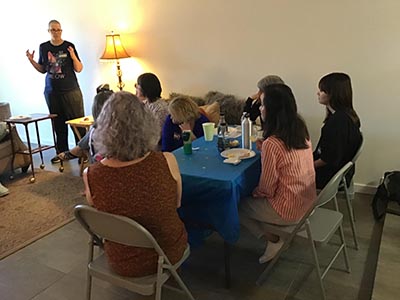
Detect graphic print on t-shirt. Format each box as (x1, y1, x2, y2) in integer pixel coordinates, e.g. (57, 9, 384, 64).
(47, 51, 67, 79)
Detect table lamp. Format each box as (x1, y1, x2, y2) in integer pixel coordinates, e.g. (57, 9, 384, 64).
(100, 32, 130, 91)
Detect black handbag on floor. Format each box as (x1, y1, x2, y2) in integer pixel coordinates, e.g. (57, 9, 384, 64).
(372, 171, 400, 220)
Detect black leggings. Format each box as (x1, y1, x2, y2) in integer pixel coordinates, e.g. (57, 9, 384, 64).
(44, 88, 85, 152)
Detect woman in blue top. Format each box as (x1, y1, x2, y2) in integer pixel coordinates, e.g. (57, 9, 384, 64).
(162, 96, 209, 152)
(314, 72, 362, 189)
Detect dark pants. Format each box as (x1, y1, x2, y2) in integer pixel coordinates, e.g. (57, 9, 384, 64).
(44, 88, 85, 152)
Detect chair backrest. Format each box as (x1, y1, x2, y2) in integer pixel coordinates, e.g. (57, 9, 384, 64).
(74, 205, 165, 256)
(317, 162, 353, 207)
(351, 132, 364, 164)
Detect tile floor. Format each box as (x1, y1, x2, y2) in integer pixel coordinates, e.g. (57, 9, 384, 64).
(371, 211, 400, 300)
(0, 151, 385, 299)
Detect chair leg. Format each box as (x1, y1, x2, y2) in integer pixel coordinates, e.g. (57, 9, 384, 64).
(348, 180, 356, 221)
(86, 273, 92, 300)
(224, 241, 231, 289)
(338, 224, 351, 273)
(305, 221, 326, 300)
(170, 269, 196, 300)
(343, 184, 359, 250)
(156, 257, 164, 300)
(86, 239, 94, 300)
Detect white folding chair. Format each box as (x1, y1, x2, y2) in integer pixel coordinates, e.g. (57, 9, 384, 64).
(339, 133, 364, 250)
(74, 204, 195, 300)
(256, 162, 353, 300)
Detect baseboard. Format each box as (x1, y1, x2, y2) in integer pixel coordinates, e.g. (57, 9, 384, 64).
(354, 183, 377, 195)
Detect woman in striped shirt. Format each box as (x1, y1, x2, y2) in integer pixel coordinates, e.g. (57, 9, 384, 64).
(239, 84, 316, 263)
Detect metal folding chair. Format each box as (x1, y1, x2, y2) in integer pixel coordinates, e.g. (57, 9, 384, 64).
(339, 133, 364, 250)
(74, 204, 195, 300)
(256, 162, 353, 300)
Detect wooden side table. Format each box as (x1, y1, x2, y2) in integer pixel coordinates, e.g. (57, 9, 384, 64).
(65, 116, 94, 175)
(5, 113, 63, 183)
(65, 116, 94, 140)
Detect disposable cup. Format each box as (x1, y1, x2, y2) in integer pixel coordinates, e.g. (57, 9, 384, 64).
(202, 122, 215, 141)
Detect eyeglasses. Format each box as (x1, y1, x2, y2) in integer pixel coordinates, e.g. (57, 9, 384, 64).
(134, 83, 142, 91)
(49, 29, 62, 33)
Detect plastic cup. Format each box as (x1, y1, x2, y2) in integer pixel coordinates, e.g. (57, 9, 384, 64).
(182, 130, 192, 154)
(202, 122, 215, 141)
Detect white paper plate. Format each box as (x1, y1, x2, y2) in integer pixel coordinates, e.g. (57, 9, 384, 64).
(9, 115, 31, 120)
(225, 127, 241, 138)
(220, 148, 256, 160)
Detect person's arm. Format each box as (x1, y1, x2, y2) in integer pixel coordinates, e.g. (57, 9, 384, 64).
(82, 167, 94, 205)
(186, 115, 209, 141)
(67, 46, 83, 73)
(315, 116, 344, 169)
(161, 115, 176, 151)
(26, 49, 46, 74)
(179, 121, 197, 140)
(253, 138, 279, 199)
(163, 152, 182, 207)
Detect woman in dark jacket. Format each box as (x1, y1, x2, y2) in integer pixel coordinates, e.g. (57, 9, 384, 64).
(314, 72, 362, 189)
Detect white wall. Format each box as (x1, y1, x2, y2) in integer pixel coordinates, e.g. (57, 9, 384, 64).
(1, 0, 399, 187)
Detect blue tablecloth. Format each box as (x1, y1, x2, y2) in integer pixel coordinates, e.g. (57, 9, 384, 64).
(173, 136, 261, 246)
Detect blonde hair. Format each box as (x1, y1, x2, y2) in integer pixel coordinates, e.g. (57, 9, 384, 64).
(168, 96, 200, 124)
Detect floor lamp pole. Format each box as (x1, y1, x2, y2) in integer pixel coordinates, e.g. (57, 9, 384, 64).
(116, 59, 125, 91)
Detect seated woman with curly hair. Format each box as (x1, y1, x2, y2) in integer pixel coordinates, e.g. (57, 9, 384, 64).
(83, 91, 187, 277)
(161, 96, 209, 152)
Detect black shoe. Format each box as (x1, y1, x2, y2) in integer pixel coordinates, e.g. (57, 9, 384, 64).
(51, 155, 61, 164)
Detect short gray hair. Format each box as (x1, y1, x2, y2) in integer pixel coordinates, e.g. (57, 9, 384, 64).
(257, 75, 284, 91)
(93, 91, 160, 161)
(48, 20, 61, 28)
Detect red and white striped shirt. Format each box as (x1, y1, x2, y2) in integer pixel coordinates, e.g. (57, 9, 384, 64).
(253, 136, 316, 221)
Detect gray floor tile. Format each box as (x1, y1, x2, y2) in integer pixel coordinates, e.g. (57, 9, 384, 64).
(0, 259, 64, 300)
(371, 213, 400, 300)
(0, 152, 387, 299)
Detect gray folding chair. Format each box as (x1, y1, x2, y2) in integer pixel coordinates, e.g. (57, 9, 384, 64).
(256, 162, 353, 300)
(74, 204, 195, 300)
(339, 133, 364, 250)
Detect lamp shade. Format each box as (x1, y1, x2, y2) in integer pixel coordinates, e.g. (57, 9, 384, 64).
(100, 34, 130, 60)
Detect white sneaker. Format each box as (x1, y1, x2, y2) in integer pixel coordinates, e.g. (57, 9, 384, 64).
(0, 183, 9, 197)
(259, 238, 284, 264)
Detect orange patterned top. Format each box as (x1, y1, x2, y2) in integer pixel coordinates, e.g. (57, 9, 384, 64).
(87, 151, 187, 277)
(253, 136, 316, 221)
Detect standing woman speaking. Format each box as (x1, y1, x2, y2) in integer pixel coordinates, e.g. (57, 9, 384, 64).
(26, 20, 85, 164)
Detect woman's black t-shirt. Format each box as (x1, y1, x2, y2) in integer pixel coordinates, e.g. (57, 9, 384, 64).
(38, 41, 80, 94)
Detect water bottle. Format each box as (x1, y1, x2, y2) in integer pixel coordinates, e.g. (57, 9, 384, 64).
(217, 113, 228, 137)
(217, 113, 227, 152)
(241, 112, 247, 123)
(241, 113, 251, 150)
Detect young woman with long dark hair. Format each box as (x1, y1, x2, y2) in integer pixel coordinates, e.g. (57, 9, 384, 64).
(314, 72, 362, 189)
(240, 84, 316, 263)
